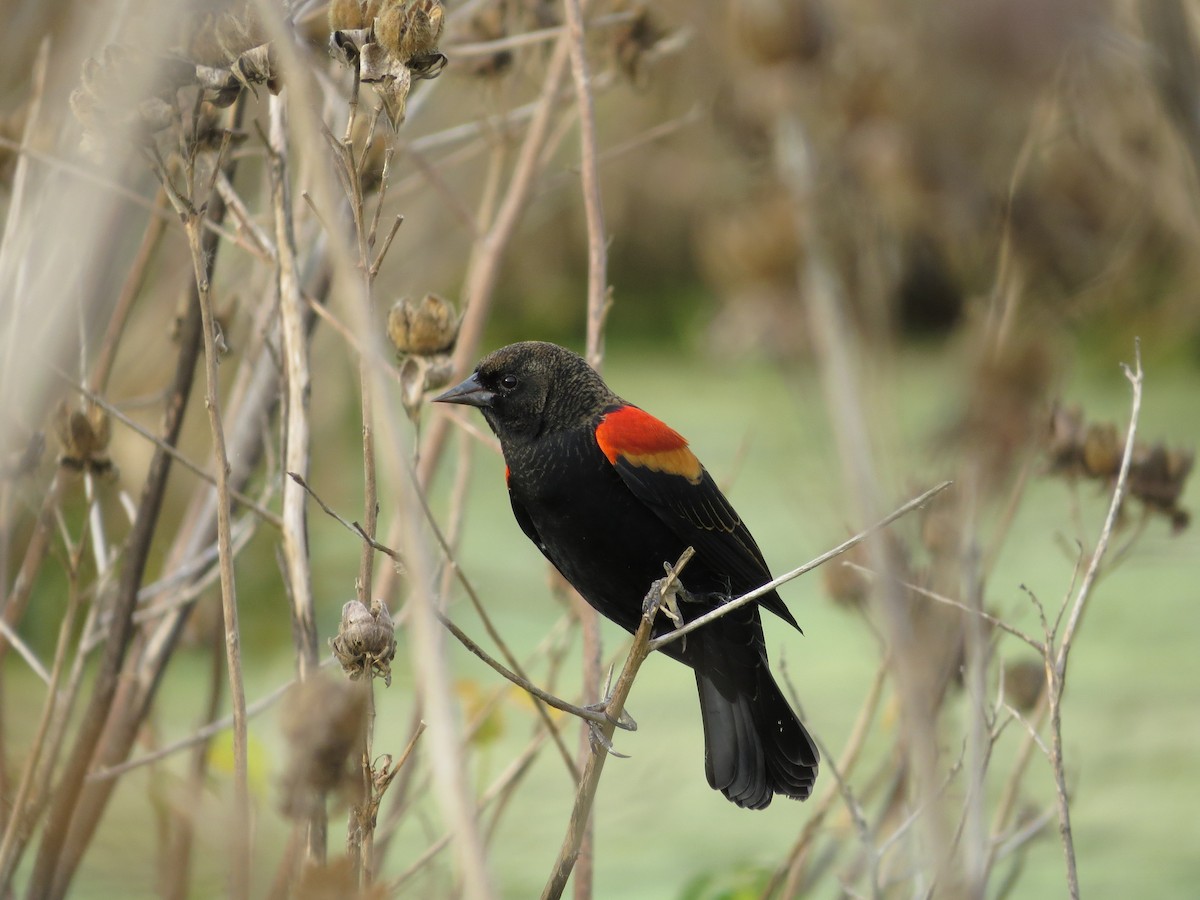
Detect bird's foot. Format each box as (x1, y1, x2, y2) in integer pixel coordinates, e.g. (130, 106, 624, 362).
(642, 569, 696, 629)
(583, 667, 637, 756)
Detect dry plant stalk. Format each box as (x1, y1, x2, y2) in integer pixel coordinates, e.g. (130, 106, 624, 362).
(0, 1, 1191, 899)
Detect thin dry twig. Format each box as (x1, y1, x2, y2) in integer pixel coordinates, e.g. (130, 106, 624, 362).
(177, 177, 252, 900)
(1045, 340, 1143, 900)
(650, 481, 953, 652)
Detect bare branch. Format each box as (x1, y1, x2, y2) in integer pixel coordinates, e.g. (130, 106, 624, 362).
(650, 481, 953, 652)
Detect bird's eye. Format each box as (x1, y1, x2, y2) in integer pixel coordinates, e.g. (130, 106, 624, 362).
(499, 374, 519, 391)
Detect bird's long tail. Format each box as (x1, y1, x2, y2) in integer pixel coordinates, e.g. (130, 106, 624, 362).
(695, 664, 819, 809)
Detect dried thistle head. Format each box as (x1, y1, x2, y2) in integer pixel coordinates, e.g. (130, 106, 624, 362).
(330, 598, 398, 685)
(375, 0, 445, 64)
(387, 294, 459, 417)
(328, 0, 384, 32)
(1043, 402, 1192, 532)
(1128, 443, 1193, 533)
(1081, 422, 1121, 480)
(387, 293, 460, 356)
(1003, 657, 1046, 713)
(279, 676, 369, 819)
(54, 400, 114, 476)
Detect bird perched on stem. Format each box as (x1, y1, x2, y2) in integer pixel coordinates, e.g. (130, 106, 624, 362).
(434, 341, 818, 808)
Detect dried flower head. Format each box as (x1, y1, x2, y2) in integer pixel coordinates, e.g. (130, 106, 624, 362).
(328, 0, 384, 32)
(387, 293, 460, 356)
(1043, 401, 1192, 532)
(1128, 443, 1193, 533)
(330, 598, 397, 685)
(54, 400, 113, 476)
(1003, 657, 1046, 713)
(278, 676, 368, 818)
(375, 0, 445, 64)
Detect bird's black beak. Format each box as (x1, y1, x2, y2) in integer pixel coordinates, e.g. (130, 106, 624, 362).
(432, 372, 495, 408)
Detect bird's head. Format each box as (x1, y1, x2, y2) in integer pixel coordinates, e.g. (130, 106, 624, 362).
(433, 341, 615, 442)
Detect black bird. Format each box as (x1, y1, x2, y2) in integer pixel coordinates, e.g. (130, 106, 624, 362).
(435, 341, 818, 808)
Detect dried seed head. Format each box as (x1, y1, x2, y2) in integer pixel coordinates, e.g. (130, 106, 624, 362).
(1081, 422, 1121, 479)
(278, 676, 368, 818)
(54, 400, 114, 476)
(375, 0, 445, 63)
(1003, 657, 1046, 713)
(330, 598, 397, 685)
(1128, 443, 1193, 533)
(387, 293, 460, 356)
(328, 0, 384, 32)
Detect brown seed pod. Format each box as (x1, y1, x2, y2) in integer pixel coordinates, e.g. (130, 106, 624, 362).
(375, 0, 445, 63)
(54, 400, 113, 475)
(328, 0, 383, 31)
(330, 598, 398, 685)
(1003, 657, 1046, 713)
(387, 293, 460, 356)
(1081, 422, 1121, 479)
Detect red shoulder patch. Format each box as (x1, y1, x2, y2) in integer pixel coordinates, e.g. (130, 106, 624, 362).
(505, 464, 511, 484)
(596, 406, 703, 483)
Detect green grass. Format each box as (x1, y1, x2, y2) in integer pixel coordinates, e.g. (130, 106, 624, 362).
(6, 343, 1198, 897)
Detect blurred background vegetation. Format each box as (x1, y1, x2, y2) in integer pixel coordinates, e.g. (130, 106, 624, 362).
(0, 0, 1197, 897)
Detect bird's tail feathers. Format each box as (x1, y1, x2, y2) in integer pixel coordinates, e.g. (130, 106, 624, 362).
(696, 666, 819, 809)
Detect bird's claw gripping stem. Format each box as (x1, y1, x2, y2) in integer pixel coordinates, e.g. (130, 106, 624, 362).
(583, 665, 637, 756)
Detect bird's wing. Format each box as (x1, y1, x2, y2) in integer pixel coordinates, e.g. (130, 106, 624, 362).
(594, 405, 800, 630)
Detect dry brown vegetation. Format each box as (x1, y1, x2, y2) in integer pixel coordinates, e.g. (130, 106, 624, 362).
(0, 0, 1196, 897)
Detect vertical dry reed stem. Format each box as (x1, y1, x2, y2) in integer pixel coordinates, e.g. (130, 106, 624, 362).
(268, 87, 325, 861)
(181, 205, 251, 900)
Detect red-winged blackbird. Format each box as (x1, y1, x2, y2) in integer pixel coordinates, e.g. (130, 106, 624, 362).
(434, 341, 818, 808)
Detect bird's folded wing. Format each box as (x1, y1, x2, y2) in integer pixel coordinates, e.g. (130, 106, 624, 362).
(595, 405, 800, 630)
